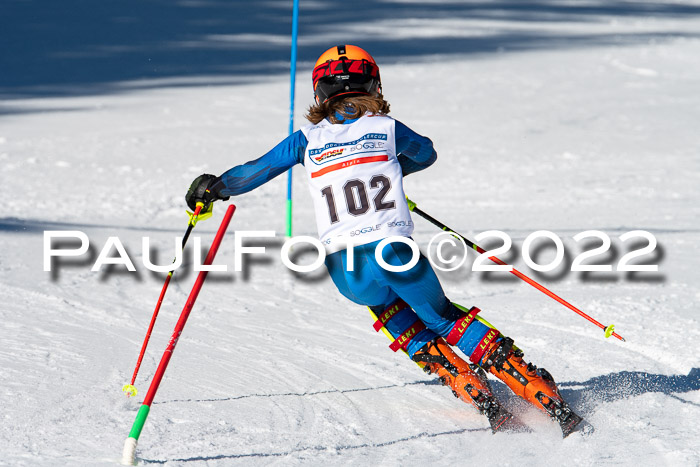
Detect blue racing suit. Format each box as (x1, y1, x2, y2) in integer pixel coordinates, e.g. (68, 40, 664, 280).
(217, 116, 490, 359)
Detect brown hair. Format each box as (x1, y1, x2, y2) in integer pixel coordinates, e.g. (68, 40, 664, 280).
(305, 94, 391, 124)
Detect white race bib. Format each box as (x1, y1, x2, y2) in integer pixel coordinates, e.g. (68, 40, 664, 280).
(300, 114, 414, 251)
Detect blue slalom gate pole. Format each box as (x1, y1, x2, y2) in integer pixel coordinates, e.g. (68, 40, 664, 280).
(286, 0, 299, 238)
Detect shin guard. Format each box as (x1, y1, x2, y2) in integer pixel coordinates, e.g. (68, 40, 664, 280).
(371, 298, 433, 355)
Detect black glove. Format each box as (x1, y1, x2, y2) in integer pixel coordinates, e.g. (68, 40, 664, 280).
(185, 174, 229, 211)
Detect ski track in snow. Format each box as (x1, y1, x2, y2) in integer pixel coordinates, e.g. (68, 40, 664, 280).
(1, 2, 700, 466)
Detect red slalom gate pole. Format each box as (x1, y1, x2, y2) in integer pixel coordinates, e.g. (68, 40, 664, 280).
(123, 204, 204, 398)
(121, 203, 236, 465)
(406, 198, 626, 342)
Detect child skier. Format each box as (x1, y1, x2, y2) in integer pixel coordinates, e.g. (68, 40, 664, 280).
(186, 45, 583, 436)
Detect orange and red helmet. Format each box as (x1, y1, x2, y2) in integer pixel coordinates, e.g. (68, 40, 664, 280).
(312, 45, 381, 104)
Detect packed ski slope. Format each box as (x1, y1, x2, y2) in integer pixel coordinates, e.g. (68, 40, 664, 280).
(1, 1, 699, 465)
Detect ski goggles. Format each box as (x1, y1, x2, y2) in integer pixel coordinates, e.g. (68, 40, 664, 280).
(312, 58, 380, 89)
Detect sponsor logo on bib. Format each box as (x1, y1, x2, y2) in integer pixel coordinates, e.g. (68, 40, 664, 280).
(308, 133, 388, 165)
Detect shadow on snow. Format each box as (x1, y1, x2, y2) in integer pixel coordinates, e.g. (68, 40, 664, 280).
(2, 0, 700, 101)
(559, 367, 700, 409)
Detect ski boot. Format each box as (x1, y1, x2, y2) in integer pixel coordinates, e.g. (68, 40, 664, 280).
(412, 338, 520, 433)
(476, 335, 583, 437)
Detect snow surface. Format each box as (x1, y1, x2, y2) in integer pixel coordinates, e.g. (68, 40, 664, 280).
(1, 1, 699, 466)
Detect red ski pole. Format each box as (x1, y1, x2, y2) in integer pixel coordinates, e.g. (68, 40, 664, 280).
(406, 198, 625, 342)
(123, 203, 206, 398)
(122, 203, 235, 465)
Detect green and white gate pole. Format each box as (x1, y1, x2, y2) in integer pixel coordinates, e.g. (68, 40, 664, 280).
(121, 204, 236, 465)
